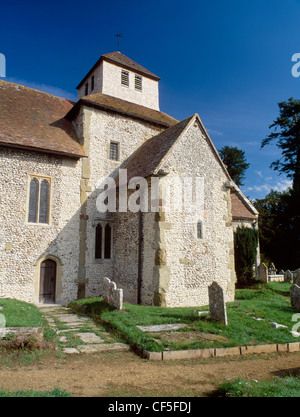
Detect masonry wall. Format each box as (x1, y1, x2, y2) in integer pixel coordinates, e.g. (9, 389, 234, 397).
(74, 107, 164, 301)
(148, 121, 236, 307)
(0, 148, 82, 304)
(78, 61, 160, 111)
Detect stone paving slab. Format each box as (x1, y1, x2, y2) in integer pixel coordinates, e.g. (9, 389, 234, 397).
(38, 304, 129, 354)
(77, 343, 129, 353)
(137, 323, 189, 332)
(75, 332, 104, 344)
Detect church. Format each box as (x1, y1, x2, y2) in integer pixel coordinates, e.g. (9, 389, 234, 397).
(0, 51, 258, 307)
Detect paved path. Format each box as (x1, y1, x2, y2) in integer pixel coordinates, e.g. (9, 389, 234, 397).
(37, 304, 129, 354)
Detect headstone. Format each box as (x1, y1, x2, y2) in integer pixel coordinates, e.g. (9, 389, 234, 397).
(295, 269, 300, 286)
(290, 284, 300, 312)
(258, 263, 268, 283)
(102, 277, 123, 310)
(268, 262, 277, 275)
(208, 281, 228, 325)
(284, 270, 293, 283)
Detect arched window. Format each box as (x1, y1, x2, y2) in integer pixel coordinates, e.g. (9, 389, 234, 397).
(28, 177, 39, 223)
(197, 220, 203, 239)
(95, 224, 102, 259)
(95, 222, 112, 259)
(39, 180, 50, 224)
(104, 224, 111, 259)
(27, 176, 51, 224)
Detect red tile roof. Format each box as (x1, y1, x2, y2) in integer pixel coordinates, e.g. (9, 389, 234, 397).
(66, 92, 178, 128)
(76, 52, 160, 89)
(231, 190, 257, 220)
(0, 80, 85, 158)
(121, 115, 194, 182)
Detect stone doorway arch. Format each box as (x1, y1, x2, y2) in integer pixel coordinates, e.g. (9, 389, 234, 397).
(39, 259, 57, 303)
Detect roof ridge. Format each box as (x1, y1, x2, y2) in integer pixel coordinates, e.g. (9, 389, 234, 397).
(0, 79, 71, 102)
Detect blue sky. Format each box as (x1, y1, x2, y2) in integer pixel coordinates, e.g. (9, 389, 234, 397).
(1, 0, 299, 200)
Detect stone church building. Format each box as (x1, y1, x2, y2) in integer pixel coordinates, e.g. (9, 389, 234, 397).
(0, 52, 258, 307)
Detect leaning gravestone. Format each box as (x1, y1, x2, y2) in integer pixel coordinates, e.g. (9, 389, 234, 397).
(290, 284, 300, 312)
(208, 281, 228, 325)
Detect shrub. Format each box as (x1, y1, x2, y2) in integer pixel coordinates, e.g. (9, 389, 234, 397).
(234, 226, 259, 286)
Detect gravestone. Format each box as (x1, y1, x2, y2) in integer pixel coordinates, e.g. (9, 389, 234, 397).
(295, 269, 300, 286)
(268, 262, 277, 275)
(290, 284, 300, 311)
(258, 263, 268, 283)
(208, 281, 228, 325)
(284, 270, 293, 283)
(102, 277, 123, 310)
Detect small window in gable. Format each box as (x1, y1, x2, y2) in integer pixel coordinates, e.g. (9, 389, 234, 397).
(197, 220, 203, 239)
(121, 70, 129, 86)
(135, 74, 142, 91)
(27, 176, 51, 225)
(85, 82, 88, 95)
(91, 75, 95, 91)
(109, 142, 119, 161)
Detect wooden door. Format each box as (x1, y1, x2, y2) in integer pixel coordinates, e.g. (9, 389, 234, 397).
(39, 259, 56, 303)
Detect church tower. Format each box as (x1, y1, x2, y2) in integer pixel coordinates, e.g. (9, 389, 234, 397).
(76, 52, 160, 111)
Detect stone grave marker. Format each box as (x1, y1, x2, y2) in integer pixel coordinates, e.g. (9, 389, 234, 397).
(208, 281, 228, 325)
(102, 277, 123, 310)
(290, 284, 300, 312)
(258, 263, 268, 283)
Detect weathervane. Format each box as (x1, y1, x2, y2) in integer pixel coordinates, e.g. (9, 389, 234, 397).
(115, 33, 123, 52)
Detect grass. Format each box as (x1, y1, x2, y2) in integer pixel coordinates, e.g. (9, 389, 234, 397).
(69, 283, 298, 352)
(0, 387, 72, 397)
(0, 298, 56, 344)
(217, 377, 300, 397)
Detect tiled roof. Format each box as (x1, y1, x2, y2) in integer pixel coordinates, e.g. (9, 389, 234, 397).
(231, 190, 257, 220)
(120, 115, 195, 182)
(66, 92, 178, 128)
(76, 52, 160, 89)
(0, 80, 85, 158)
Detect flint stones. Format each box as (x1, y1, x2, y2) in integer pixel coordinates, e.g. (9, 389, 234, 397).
(137, 323, 188, 332)
(290, 284, 300, 311)
(208, 281, 228, 325)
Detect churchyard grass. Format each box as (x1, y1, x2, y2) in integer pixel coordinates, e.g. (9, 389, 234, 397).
(0, 298, 46, 328)
(69, 284, 298, 352)
(0, 387, 72, 397)
(0, 298, 56, 343)
(217, 376, 300, 397)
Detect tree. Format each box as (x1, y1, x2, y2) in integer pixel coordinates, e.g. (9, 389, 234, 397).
(261, 98, 300, 194)
(253, 189, 294, 269)
(261, 98, 300, 265)
(218, 146, 250, 186)
(234, 226, 259, 287)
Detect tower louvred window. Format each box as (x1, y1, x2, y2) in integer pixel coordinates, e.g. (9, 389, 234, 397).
(121, 70, 129, 86)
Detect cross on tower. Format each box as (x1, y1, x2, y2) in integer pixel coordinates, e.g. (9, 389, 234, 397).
(115, 33, 123, 52)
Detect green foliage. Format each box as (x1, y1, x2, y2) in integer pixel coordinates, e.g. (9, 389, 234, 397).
(0, 387, 72, 397)
(218, 377, 300, 397)
(260, 98, 300, 266)
(234, 226, 259, 286)
(218, 145, 250, 186)
(253, 189, 297, 269)
(261, 97, 300, 192)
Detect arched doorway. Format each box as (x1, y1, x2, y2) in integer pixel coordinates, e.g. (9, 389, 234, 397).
(39, 259, 57, 303)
